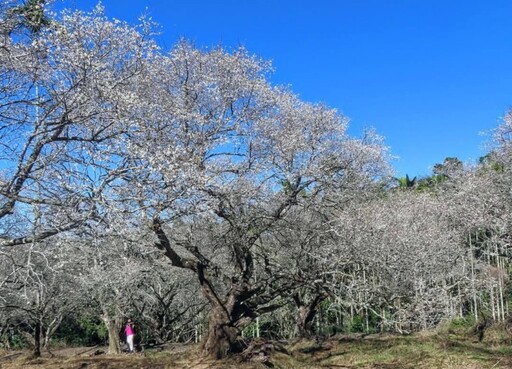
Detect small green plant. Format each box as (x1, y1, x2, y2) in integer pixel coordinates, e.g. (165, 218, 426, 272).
(347, 315, 364, 333)
(9, 333, 28, 349)
(449, 316, 475, 329)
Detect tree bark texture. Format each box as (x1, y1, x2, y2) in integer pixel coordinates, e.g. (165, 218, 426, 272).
(102, 315, 122, 355)
(201, 305, 242, 359)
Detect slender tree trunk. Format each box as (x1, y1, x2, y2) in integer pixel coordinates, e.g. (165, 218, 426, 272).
(2, 326, 11, 349)
(195, 323, 200, 344)
(490, 283, 496, 321)
(255, 317, 260, 338)
(43, 315, 63, 349)
(497, 253, 505, 322)
(469, 234, 478, 322)
(365, 307, 369, 333)
(33, 319, 41, 358)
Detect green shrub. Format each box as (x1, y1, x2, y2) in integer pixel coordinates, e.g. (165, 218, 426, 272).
(347, 315, 365, 333)
(10, 333, 28, 349)
(448, 316, 475, 329)
(53, 315, 107, 346)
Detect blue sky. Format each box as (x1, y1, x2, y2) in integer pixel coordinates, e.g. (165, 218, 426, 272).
(61, 0, 512, 177)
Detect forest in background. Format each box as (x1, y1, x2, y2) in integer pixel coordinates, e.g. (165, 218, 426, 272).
(1, 0, 511, 362)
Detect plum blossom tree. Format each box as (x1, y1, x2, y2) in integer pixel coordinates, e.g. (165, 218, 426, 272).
(0, 3, 156, 249)
(333, 189, 467, 333)
(0, 238, 82, 356)
(0, 2, 165, 354)
(0, 1, 398, 357)
(119, 41, 392, 358)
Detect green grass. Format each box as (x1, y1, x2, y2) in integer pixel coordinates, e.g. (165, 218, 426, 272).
(272, 333, 512, 369)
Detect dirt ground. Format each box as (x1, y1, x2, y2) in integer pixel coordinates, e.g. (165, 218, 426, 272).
(1, 334, 511, 369)
(0, 343, 268, 369)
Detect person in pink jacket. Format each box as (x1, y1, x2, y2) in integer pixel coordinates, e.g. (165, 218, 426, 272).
(124, 318, 135, 353)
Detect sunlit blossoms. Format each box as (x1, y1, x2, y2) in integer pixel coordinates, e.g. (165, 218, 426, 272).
(0, 0, 511, 361)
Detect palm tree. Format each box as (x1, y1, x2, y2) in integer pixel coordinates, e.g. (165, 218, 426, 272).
(396, 174, 416, 190)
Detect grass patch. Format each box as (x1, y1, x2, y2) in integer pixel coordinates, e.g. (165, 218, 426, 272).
(276, 332, 512, 369)
(1, 332, 511, 368)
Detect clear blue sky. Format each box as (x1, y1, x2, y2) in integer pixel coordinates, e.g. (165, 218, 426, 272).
(60, 0, 512, 177)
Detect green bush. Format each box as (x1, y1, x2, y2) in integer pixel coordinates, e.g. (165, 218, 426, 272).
(347, 315, 365, 333)
(448, 316, 475, 329)
(53, 315, 107, 346)
(8, 333, 28, 349)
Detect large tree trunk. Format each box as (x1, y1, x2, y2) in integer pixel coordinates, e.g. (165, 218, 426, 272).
(102, 315, 122, 354)
(201, 305, 242, 359)
(152, 218, 261, 359)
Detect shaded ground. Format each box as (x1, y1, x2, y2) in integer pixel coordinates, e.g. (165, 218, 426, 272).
(1, 332, 512, 369)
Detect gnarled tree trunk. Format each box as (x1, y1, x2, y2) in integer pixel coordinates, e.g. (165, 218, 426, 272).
(295, 304, 316, 338)
(201, 305, 242, 359)
(293, 291, 328, 338)
(198, 264, 252, 359)
(101, 314, 122, 354)
(152, 217, 285, 359)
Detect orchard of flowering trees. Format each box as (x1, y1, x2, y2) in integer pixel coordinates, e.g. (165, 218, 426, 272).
(0, 0, 511, 360)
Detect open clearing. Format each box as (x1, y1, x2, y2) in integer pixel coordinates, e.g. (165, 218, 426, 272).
(1, 332, 511, 369)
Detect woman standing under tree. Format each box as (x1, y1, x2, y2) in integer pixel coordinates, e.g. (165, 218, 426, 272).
(124, 319, 135, 353)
